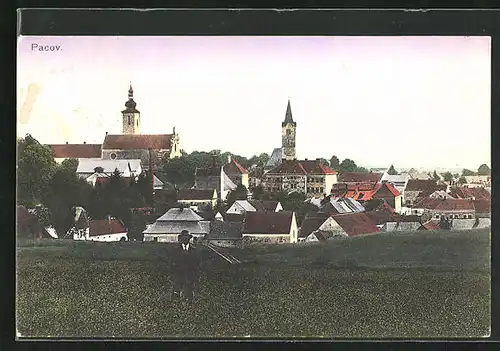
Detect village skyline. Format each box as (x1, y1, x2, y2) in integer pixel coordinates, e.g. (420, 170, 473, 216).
(17, 36, 491, 170)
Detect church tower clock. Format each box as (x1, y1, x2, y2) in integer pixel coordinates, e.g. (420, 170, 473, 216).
(122, 83, 141, 135)
(281, 99, 297, 160)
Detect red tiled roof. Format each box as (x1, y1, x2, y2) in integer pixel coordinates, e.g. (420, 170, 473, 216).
(266, 159, 308, 175)
(338, 172, 383, 183)
(299, 160, 337, 175)
(49, 144, 102, 159)
(473, 199, 491, 214)
(331, 213, 380, 236)
(413, 198, 475, 212)
(177, 189, 216, 201)
(364, 210, 398, 225)
(406, 179, 439, 192)
(89, 219, 127, 237)
(102, 134, 172, 150)
(224, 160, 248, 175)
(450, 186, 491, 200)
(374, 182, 401, 197)
(242, 211, 294, 234)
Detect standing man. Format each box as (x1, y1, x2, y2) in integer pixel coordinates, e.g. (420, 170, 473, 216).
(171, 230, 202, 303)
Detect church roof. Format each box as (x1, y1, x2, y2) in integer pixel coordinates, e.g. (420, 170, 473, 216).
(122, 84, 140, 113)
(282, 99, 296, 126)
(48, 144, 102, 159)
(102, 134, 173, 150)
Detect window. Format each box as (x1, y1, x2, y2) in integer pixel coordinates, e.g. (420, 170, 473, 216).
(128, 116, 131, 125)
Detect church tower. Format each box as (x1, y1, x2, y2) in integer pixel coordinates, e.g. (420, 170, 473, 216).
(122, 83, 141, 134)
(281, 99, 297, 160)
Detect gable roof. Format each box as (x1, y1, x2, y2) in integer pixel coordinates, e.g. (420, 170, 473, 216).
(242, 211, 294, 234)
(223, 160, 248, 175)
(364, 210, 399, 226)
(102, 134, 173, 150)
(76, 159, 142, 174)
(177, 189, 216, 201)
(247, 200, 280, 211)
(299, 160, 337, 175)
(222, 213, 245, 222)
(299, 213, 331, 238)
(450, 186, 491, 200)
(156, 208, 204, 222)
(406, 179, 439, 191)
(208, 221, 243, 240)
(331, 213, 380, 236)
(338, 172, 383, 183)
(89, 219, 127, 237)
(373, 182, 401, 197)
(48, 144, 102, 159)
(413, 198, 475, 212)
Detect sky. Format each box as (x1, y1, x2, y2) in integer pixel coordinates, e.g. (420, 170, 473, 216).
(17, 36, 491, 171)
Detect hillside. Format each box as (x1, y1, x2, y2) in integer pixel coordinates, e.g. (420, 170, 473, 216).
(16, 229, 490, 338)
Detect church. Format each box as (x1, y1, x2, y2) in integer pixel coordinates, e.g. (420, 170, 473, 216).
(49, 84, 181, 170)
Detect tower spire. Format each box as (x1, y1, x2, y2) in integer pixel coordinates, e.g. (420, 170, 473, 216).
(128, 81, 133, 99)
(282, 99, 295, 126)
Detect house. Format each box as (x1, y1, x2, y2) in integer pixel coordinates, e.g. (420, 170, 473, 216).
(262, 159, 337, 197)
(380, 173, 410, 202)
(76, 159, 142, 179)
(298, 212, 338, 242)
(73, 218, 128, 242)
(329, 213, 381, 237)
(337, 172, 383, 186)
(320, 197, 365, 215)
(176, 189, 218, 210)
(226, 199, 283, 215)
(371, 182, 403, 213)
(248, 166, 265, 189)
(382, 215, 423, 232)
(365, 209, 400, 228)
(428, 190, 455, 199)
(449, 218, 476, 231)
(330, 182, 402, 213)
(205, 221, 243, 248)
(142, 207, 210, 243)
(330, 182, 377, 199)
(223, 156, 249, 189)
(242, 211, 298, 244)
(153, 175, 164, 190)
(47, 143, 102, 164)
(404, 179, 446, 206)
(463, 175, 491, 188)
(412, 198, 475, 220)
(194, 155, 237, 202)
(449, 186, 490, 200)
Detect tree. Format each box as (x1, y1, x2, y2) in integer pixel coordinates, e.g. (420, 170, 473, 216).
(17, 134, 58, 207)
(250, 184, 265, 200)
(387, 165, 398, 175)
(161, 156, 197, 188)
(462, 169, 476, 176)
(226, 184, 249, 205)
(60, 158, 79, 173)
(43, 167, 93, 235)
(432, 170, 440, 181)
(442, 172, 454, 183)
(477, 164, 491, 176)
(329, 155, 340, 170)
(339, 159, 357, 173)
(318, 158, 330, 167)
(248, 153, 270, 168)
(356, 167, 369, 173)
(458, 176, 467, 185)
(128, 210, 147, 241)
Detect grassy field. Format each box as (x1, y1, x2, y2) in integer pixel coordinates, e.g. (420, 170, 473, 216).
(16, 229, 491, 339)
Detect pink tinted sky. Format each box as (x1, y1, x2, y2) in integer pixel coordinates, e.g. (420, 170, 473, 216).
(17, 36, 490, 170)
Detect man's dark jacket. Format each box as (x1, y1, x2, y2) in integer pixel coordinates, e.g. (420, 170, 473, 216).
(171, 243, 202, 288)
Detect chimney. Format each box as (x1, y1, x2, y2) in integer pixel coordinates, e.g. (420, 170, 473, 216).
(65, 141, 68, 144)
(84, 141, 86, 144)
(105, 132, 108, 136)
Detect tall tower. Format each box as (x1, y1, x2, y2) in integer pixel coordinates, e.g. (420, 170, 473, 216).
(281, 99, 297, 160)
(122, 83, 141, 134)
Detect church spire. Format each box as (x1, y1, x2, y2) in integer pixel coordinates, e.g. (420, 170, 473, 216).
(282, 99, 296, 126)
(128, 81, 134, 99)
